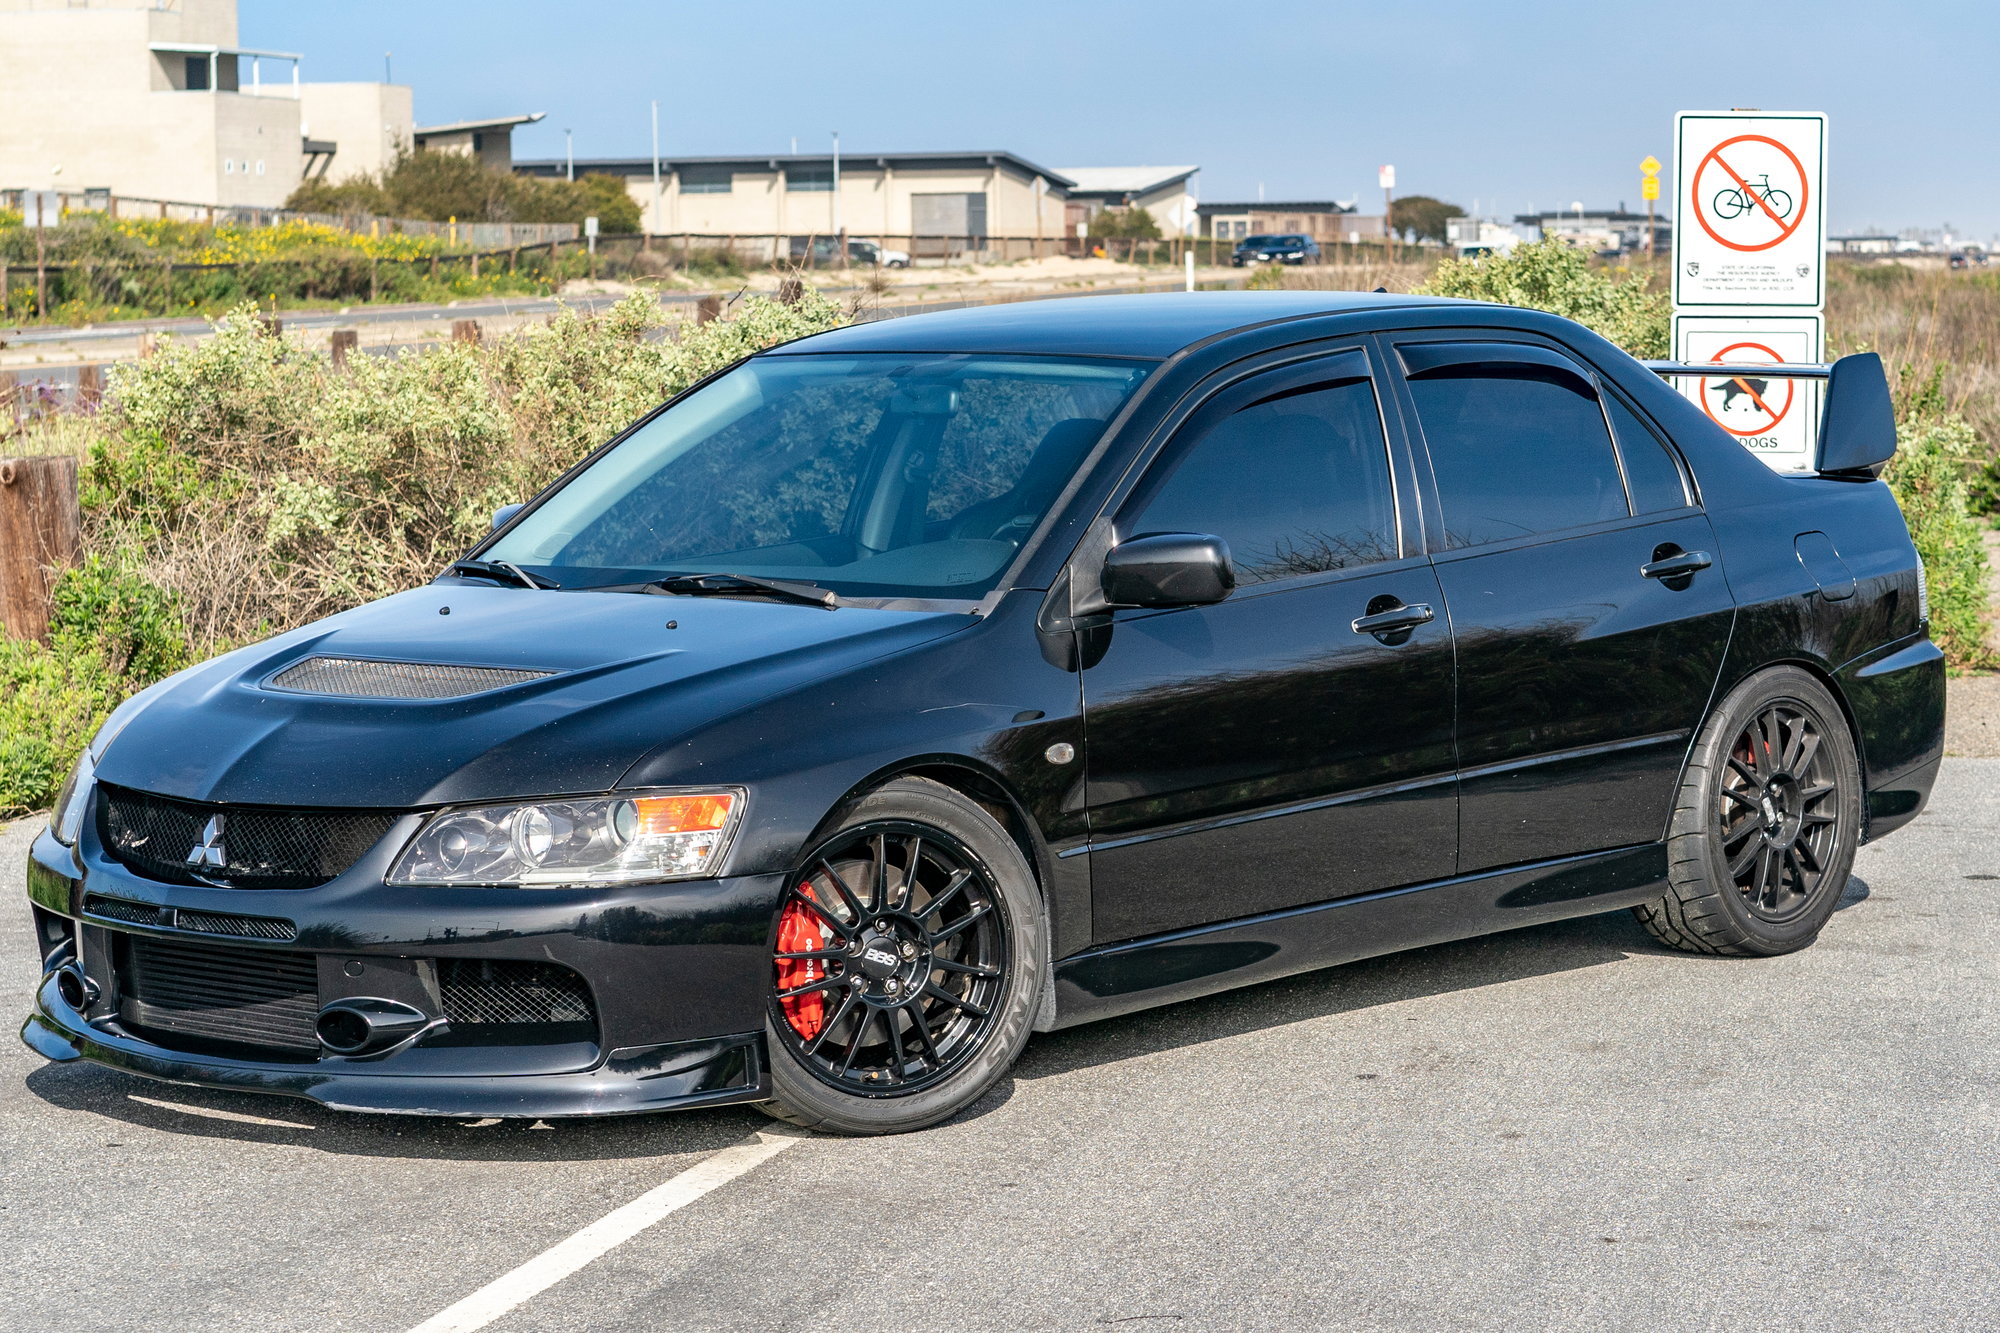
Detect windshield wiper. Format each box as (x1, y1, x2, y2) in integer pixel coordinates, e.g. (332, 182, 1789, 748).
(641, 572, 839, 609)
(448, 559, 560, 590)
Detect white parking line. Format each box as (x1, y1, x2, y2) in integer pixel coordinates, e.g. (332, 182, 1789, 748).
(405, 1129, 802, 1333)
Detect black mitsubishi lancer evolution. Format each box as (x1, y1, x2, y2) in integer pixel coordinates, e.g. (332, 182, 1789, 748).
(23, 291, 1942, 1135)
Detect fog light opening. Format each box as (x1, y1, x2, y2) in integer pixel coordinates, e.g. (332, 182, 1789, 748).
(316, 1008, 372, 1054)
(54, 966, 96, 1011)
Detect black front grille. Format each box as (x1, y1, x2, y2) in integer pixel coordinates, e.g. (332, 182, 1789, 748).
(117, 935, 320, 1057)
(84, 894, 298, 941)
(98, 784, 399, 890)
(438, 959, 596, 1045)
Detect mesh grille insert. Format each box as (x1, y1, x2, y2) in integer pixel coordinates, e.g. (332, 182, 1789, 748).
(117, 934, 320, 1057)
(98, 784, 399, 890)
(268, 656, 556, 700)
(439, 959, 596, 1031)
(83, 895, 297, 942)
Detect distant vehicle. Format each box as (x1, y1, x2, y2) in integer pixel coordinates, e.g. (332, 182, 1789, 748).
(789, 236, 910, 268)
(1232, 234, 1320, 266)
(1949, 252, 1970, 270)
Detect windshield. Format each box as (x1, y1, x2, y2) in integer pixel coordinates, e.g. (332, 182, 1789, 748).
(484, 352, 1152, 601)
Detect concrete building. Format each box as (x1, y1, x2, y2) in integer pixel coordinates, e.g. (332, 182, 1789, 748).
(0, 0, 538, 210)
(516, 151, 1074, 257)
(1197, 200, 1365, 242)
(1514, 207, 1671, 254)
(1056, 166, 1198, 237)
(412, 114, 544, 172)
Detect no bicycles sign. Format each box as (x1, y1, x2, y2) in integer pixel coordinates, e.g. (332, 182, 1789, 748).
(1672, 112, 1827, 309)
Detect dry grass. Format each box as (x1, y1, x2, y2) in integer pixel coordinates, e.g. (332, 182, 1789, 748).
(1828, 261, 2000, 453)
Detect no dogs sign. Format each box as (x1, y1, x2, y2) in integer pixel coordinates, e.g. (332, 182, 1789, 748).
(1672, 313, 1825, 472)
(1672, 112, 1827, 309)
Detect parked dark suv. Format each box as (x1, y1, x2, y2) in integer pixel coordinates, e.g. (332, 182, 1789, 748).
(23, 292, 1941, 1135)
(1233, 233, 1320, 265)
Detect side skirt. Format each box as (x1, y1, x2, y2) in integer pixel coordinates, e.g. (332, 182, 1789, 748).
(1049, 843, 1666, 1028)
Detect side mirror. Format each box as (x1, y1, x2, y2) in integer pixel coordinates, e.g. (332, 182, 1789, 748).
(1817, 352, 1897, 475)
(1100, 533, 1235, 609)
(491, 503, 525, 531)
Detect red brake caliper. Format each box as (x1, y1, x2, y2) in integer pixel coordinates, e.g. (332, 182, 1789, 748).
(776, 886, 828, 1040)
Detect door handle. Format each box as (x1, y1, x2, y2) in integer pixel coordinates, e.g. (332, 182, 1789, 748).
(1640, 550, 1713, 581)
(1351, 602, 1435, 637)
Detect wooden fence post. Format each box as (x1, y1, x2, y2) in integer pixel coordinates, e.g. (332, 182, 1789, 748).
(76, 363, 103, 410)
(0, 373, 16, 439)
(329, 329, 358, 369)
(0, 454, 81, 642)
(452, 319, 482, 345)
(777, 277, 804, 305)
(137, 332, 157, 360)
(695, 295, 721, 324)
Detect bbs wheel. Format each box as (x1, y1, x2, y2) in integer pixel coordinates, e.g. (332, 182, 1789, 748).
(761, 778, 1044, 1135)
(1635, 667, 1862, 956)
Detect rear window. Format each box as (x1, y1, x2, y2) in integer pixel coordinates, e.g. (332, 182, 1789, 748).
(1407, 364, 1629, 548)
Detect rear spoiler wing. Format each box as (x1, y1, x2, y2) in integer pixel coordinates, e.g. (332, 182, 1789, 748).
(1641, 351, 1897, 476)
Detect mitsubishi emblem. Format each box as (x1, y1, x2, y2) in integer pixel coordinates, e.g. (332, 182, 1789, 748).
(186, 814, 228, 870)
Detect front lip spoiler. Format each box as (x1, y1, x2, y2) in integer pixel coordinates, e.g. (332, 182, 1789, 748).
(22, 975, 769, 1120)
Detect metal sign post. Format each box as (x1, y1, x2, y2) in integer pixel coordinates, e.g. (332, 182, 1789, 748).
(1671, 110, 1829, 472)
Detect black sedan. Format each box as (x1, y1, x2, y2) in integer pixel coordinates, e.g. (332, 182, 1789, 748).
(22, 292, 1942, 1135)
(1233, 233, 1321, 265)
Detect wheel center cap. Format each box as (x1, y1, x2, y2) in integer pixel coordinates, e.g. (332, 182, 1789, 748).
(857, 933, 903, 980)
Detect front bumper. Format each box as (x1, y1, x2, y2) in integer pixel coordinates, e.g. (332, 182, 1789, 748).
(21, 825, 786, 1118)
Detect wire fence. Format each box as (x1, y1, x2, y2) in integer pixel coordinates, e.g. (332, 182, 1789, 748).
(0, 188, 578, 247)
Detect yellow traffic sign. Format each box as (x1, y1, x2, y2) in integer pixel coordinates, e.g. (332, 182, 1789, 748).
(1640, 155, 1662, 176)
(1642, 176, 1661, 201)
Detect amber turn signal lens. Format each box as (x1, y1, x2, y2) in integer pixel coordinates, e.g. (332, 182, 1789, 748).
(632, 792, 736, 836)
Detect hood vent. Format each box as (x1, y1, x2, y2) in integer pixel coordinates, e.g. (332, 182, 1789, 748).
(267, 656, 557, 700)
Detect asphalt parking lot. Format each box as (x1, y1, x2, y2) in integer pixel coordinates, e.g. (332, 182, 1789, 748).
(4, 761, 1996, 1333)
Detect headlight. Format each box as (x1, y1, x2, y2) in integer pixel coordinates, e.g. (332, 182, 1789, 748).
(49, 750, 95, 847)
(387, 789, 743, 888)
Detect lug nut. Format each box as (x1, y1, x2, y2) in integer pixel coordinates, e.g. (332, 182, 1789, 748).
(883, 978, 901, 994)
(876, 919, 891, 931)
(900, 942, 917, 959)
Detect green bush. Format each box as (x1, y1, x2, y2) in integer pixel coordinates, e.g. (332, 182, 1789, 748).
(1415, 235, 1669, 358)
(1884, 382, 1994, 670)
(0, 557, 191, 814)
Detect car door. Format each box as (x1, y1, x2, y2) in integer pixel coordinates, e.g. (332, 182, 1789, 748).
(1388, 336, 1734, 873)
(1080, 346, 1458, 944)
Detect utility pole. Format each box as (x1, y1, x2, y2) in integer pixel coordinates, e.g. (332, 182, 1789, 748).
(831, 130, 843, 266)
(651, 100, 663, 238)
(565, 130, 574, 182)
(383, 51, 391, 83)
(1380, 164, 1396, 262)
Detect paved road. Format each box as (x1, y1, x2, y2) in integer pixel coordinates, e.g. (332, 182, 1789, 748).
(4, 762, 1996, 1332)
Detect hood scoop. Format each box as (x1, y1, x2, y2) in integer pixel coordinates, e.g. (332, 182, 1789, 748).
(266, 656, 559, 700)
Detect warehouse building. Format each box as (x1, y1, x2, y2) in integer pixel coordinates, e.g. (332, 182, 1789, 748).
(1197, 200, 1373, 242)
(516, 151, 1075, 259)
(1056, 165, 1199, 237)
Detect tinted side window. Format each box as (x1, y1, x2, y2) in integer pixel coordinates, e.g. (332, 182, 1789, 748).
(1126, 375, 1398, 585)
(1406, 364, 1627, 548)
(1605, 394, 1691, 513)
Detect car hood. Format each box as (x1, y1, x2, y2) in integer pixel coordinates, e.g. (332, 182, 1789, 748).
(95, 585, 976, 809)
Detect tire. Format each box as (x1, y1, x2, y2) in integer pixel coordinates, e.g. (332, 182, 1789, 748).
(759, 777, 1046, 1134)
(1634, 667, 1862, 957)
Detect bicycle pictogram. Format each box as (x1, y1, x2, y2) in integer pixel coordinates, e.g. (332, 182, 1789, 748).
(1711, 174, 1794, 223)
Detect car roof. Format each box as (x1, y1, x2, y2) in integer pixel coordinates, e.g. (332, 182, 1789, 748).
(769, 291, 1471, 359)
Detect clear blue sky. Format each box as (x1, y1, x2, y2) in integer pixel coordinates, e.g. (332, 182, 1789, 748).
(243, 0, 1996, 238)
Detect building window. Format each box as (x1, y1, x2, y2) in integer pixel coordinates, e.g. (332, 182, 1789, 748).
(223, 159, 234, 174)
(254, 160, 264, 176)
(185, 55, 210, 91)
(680, 165, 733, 194)
(786, 164, 834, 192)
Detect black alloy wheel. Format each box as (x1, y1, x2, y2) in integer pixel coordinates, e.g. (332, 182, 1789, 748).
(1635, 667, 1862, 957)
(762, 777, 1045, 1135)
(772, 824, 1009, 1095)
(1717, 702, 1841, 923)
